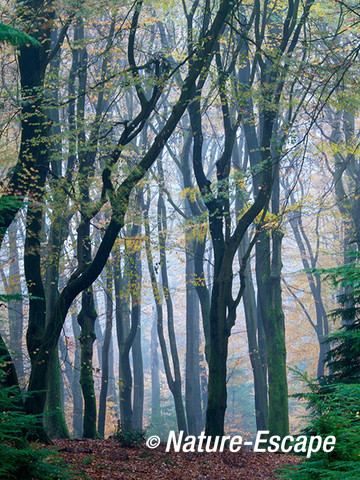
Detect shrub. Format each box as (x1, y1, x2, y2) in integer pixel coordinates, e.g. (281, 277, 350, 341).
(111, 421, 147, 448)
(280, 375, 360, 479)
(0, 365, 70, 479)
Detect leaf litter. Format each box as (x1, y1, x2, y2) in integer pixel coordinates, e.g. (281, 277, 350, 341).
(46, 438, 302, 479)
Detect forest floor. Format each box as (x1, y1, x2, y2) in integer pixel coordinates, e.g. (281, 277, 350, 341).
(47, 438, 302, 480)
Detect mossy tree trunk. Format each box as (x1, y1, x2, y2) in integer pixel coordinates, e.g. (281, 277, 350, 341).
(256, 172, 289, 438)
(44, 351, 70, 438)
(78, 285, 99, 439)
(43, 151, 70, 439)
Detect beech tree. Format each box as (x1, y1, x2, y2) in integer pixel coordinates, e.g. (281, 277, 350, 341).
(184, 0, 315, 437)
(1, 0, 356, 448)
(0, 0, 239, 438)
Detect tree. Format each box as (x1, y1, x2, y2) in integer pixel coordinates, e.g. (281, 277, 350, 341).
(186, 0, 315, 437)
(143, 176, 188, 434)
(18, 0, 237, 436)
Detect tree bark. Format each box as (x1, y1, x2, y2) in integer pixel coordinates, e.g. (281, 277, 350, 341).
(150, 313, 161, 427)
(44, 350, 69, 438)
(78, 286, 99, 439)
(8, 221, 24, 382)
(72, 313, 83, 438)
(0, 0, 53, 246)
(240, 237, 268, 431)
(185, 236, 202, 435)
(143, 187, 187, 434)
(98, 266, 113, 437)
(256, 172, 289, 438)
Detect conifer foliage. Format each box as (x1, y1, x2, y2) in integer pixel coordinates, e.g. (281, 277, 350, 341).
(281, 255, 360, 479)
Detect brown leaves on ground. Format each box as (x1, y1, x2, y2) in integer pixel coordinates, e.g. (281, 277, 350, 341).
(49, 439, 302, 480)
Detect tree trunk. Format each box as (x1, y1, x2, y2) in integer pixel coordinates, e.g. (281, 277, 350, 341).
(241, 243, 268, 431)
(150, 313, 161, 427)
(132, 326, 143, 430)
(185, 237, 202, 436)
(44, 349, 69, 438)
(256, 175, 289, 438)
(129, 220, 144, 431)
(78, 287, 99, 439)
(108, 339, 118, 409)
(143, 189, 187, 434)
(98, 267, 113, 437)
(43, 215, 70, 439)
(8, 221, 24, 382)
(114, 239, 135, 431)
(157, 171, 188, 434)
(72, 313, 83, 438)
(204, 263, 232, 437)
(0, 0, 53, 246)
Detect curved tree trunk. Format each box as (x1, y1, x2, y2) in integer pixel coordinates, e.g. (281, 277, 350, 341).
(143, 187, 187, 435)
